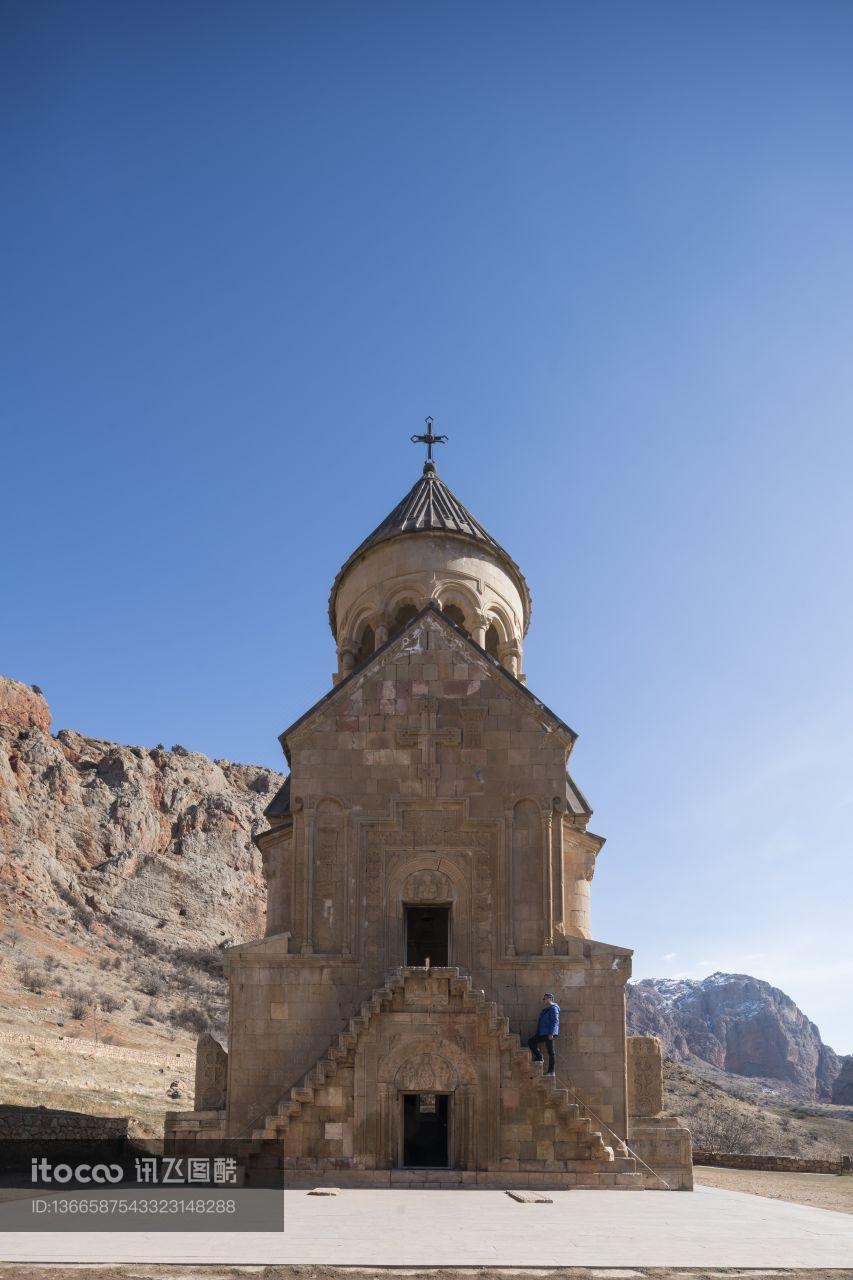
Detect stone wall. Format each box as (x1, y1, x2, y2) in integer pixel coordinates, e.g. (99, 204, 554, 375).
(0, 1105, 128, 1141)
(693, 1150, 851, 1174)
(0, 1028, 187, 1071)
(490, 951, 630, 1134)
(225, 945, 365, 1136)
(164, 1110, 226, 1144)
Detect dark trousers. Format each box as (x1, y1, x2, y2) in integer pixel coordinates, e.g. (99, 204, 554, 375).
(528, 1033, 555, 1073)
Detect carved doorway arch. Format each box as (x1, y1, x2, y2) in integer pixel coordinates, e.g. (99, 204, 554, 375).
(386, 856, 472, 970)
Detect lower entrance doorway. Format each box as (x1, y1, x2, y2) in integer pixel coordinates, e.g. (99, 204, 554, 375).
(402, 1093, 450, 1168)
(404, 905, 450, 966)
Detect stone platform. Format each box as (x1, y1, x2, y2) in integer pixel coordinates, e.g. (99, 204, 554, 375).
(2, 1186, 852, 1268)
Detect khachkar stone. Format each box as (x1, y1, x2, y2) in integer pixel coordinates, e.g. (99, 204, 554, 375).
(627, 1035, 693, 1191)
(194, 1033, 227, 1111)
(166, 426, 693, 1191)
(627, 1035, 664, 1118)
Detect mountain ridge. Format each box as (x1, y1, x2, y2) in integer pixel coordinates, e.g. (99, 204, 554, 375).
(627, 972, 848, 1102)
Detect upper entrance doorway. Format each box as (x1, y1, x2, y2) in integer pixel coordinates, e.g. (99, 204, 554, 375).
(404, 905, 450, 967)
(402, 1093, 450, 1167)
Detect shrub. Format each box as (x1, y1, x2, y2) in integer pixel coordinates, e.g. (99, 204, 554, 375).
(140, 977, 163, 997)
(168, 1005, 211, 1035)
(75, 906, 95, 929)
(97, 992, 122, 1013)
(43, 954, 60, 971)
(69, 999, 87, 1020)
(173, 946, 224, 977)
(110, 921, 157, 954)
(135, 1001, 159, 1026)
(18, 965, 45, 994)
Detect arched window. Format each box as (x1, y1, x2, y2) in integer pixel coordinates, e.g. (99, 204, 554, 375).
(485, 624, 500, 659)
(354, 624, 375, 666)
(388, 602, 418, 640)
(441, 603, 470, 638)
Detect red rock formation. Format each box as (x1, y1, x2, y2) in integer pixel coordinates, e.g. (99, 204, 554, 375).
(0, 675, 281, 955)
(0, 679, 51, 735)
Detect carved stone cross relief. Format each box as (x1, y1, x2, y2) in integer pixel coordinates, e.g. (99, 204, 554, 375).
(396, 697, 461, 798)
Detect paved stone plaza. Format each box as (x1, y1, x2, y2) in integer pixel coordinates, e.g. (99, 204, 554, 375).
(1, 1186, 852, 1269)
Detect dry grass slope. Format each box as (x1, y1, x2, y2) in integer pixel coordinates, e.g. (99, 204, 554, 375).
(665, 1060, 853, 1160)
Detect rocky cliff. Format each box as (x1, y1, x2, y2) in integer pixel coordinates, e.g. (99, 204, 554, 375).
(627, 973, 843, 1100)
(0, 676, 282, 1006)
(831, 1056, 853, 1105)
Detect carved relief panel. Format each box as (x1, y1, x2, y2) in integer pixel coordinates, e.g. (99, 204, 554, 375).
(402, 868, 454, 903)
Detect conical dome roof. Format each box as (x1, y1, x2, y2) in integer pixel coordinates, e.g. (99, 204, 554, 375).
(355, 464, 502, 552)
(328, 463, 530, 636)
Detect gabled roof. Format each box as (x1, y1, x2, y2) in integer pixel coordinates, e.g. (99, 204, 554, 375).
(279, 601, 574, 764)
(565, 773, 593, 819)
(264, 773, 290, 820)
(328, 464, 531, 635)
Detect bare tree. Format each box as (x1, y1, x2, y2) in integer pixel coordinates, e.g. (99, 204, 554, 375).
(690, 1099, 760, 1153)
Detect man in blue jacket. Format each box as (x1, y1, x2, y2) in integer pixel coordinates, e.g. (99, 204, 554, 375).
(528, 993, 560, 1076)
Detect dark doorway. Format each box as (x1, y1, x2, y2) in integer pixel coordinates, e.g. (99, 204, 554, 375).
(402, 1093, 450, 1168)
(404, 905, 450, 966)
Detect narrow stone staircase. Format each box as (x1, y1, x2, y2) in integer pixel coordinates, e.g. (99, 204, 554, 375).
(244, 966, 641, 1187)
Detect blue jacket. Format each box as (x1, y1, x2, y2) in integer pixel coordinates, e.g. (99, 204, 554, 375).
(537, 1002, 560, 1037)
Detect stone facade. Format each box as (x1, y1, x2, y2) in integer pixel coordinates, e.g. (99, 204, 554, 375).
(166, 461, 692, 1190)
(246, 967, 637, 1187)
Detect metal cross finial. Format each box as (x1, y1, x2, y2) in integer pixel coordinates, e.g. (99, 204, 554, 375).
(410, 416, 448, 467)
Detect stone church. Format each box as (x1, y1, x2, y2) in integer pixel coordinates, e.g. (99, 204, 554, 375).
(167, 431, 692, 1189)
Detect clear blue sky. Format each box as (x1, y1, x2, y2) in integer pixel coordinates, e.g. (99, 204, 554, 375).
(3, 1, 851, 1051)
